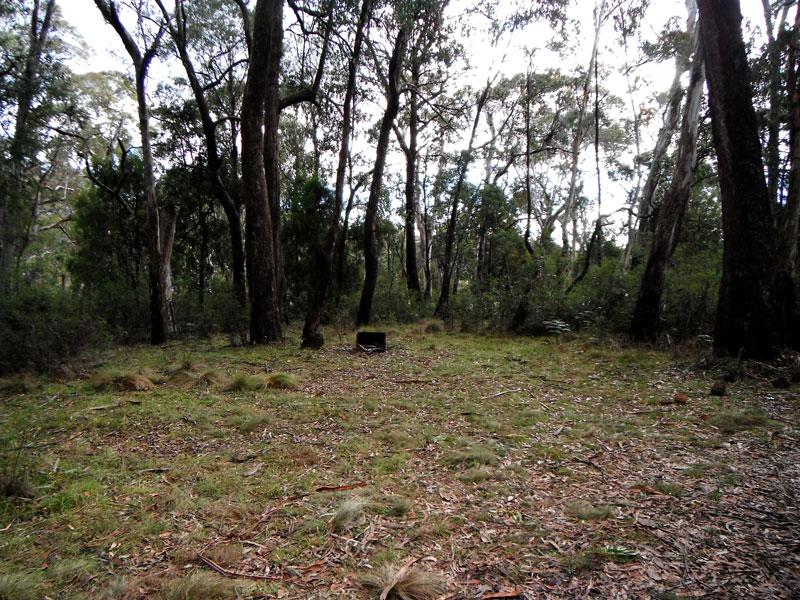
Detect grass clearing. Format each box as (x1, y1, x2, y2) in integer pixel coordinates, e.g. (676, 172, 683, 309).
(0, 326, 796, 598)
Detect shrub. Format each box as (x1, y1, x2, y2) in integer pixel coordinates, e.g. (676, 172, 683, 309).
(0, 287, 105, 375)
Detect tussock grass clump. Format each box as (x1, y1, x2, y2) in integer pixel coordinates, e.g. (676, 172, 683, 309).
(444, 444, 500, 467)
(224, 374, 266, 392)
(362, 563, 446, 600)
(331, 496, 367, 531)
(196, 369, 229, 387)
(169, 370, 198, 386)
(457, 467, 493, 483)
(161, 572, 258, 600)
(266, 372, 299, 389)
(0, 572, 43, 600)
(709, 410, 775, 433)
(421, 320, 444, 334)
(92, 371, 155, 391)
(565, 500, 614, 521)
(49, 558, 99, 584)
(384, 495, 413, 517)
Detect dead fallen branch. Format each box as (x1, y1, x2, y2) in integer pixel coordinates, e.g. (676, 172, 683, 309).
(480, 389, 521, 400)
(197, 554, 285, 581)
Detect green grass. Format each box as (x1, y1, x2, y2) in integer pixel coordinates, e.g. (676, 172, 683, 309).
(708, 409, 777, 434)
(266, 372, 299, 389)
(224, 374, 267, 392)
(565, 501, 614, 521)
(0, 325, 787, 597)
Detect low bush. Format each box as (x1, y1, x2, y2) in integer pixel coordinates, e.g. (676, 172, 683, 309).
(0, 287, 105, 375)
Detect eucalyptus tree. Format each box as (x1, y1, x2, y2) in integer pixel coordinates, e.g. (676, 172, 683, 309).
(356, 15, 408, 327)
(94, 0, 176, 345)
(434, 81, 489, 318)
(558, 0, 605, 267)
(630, 18, 705, 341)
(623, 0, 698, 267)
(154, 0, 250, 315)
(774, 2, 800, 344)
(392, 0, 459, 299)
(303, 0, 372, 341)
(241, 0, 331, 343)
(697, 0, 779, 357)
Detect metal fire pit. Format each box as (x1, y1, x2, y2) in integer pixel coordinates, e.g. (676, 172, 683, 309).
(356, 331, 386, 353)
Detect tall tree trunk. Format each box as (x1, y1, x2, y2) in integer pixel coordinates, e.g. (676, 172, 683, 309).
(335, 183, 357, 295)
(420, 205, 433, 300)
(95, 0, 171, 345)
(403, 56, 422, 297)
(304, 0, 371, 339)
(698, 0, 779, 357)
(434, 84, 490, 318)
(356, 28, 407, 327)
(263, 0, 285, 325)
(241, 0, 283, 343)
(559, 4, 602, 265)
(630, 30, 705, 341)
(623, 0, 697, 266)
(136, 69, 170, 344)
(524, 71, 535, 257)
(775, 3, 800, 343)
(760, 0, 789, 204)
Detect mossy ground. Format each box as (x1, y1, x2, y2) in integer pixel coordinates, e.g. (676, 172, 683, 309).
(0, 326, 797, 598)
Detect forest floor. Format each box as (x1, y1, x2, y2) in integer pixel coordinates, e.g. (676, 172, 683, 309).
(0, 325, 798, 599)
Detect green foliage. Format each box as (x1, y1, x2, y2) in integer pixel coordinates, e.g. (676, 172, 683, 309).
(282, 174, 334, 318)
(69, 153, 150, 341)
(0, 286, 103, 374)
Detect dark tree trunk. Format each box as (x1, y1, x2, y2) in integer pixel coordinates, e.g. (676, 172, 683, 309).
(403, 58, 422, 297)
(435, 84, 490, 318)
(241, 0, 283, 343)
(199, 204, 208, 308)
(524, 71, 535, 257)
(698, 0, 780, 357)
(421, 206, 432, 299)
(304, 0, 371, 339)
(335, 184, 357, 294)
(263, 0, 286, 325)
(356, 28, 407, 327)
(138, 70, 170, 344)
(630, 31, 705, 341)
